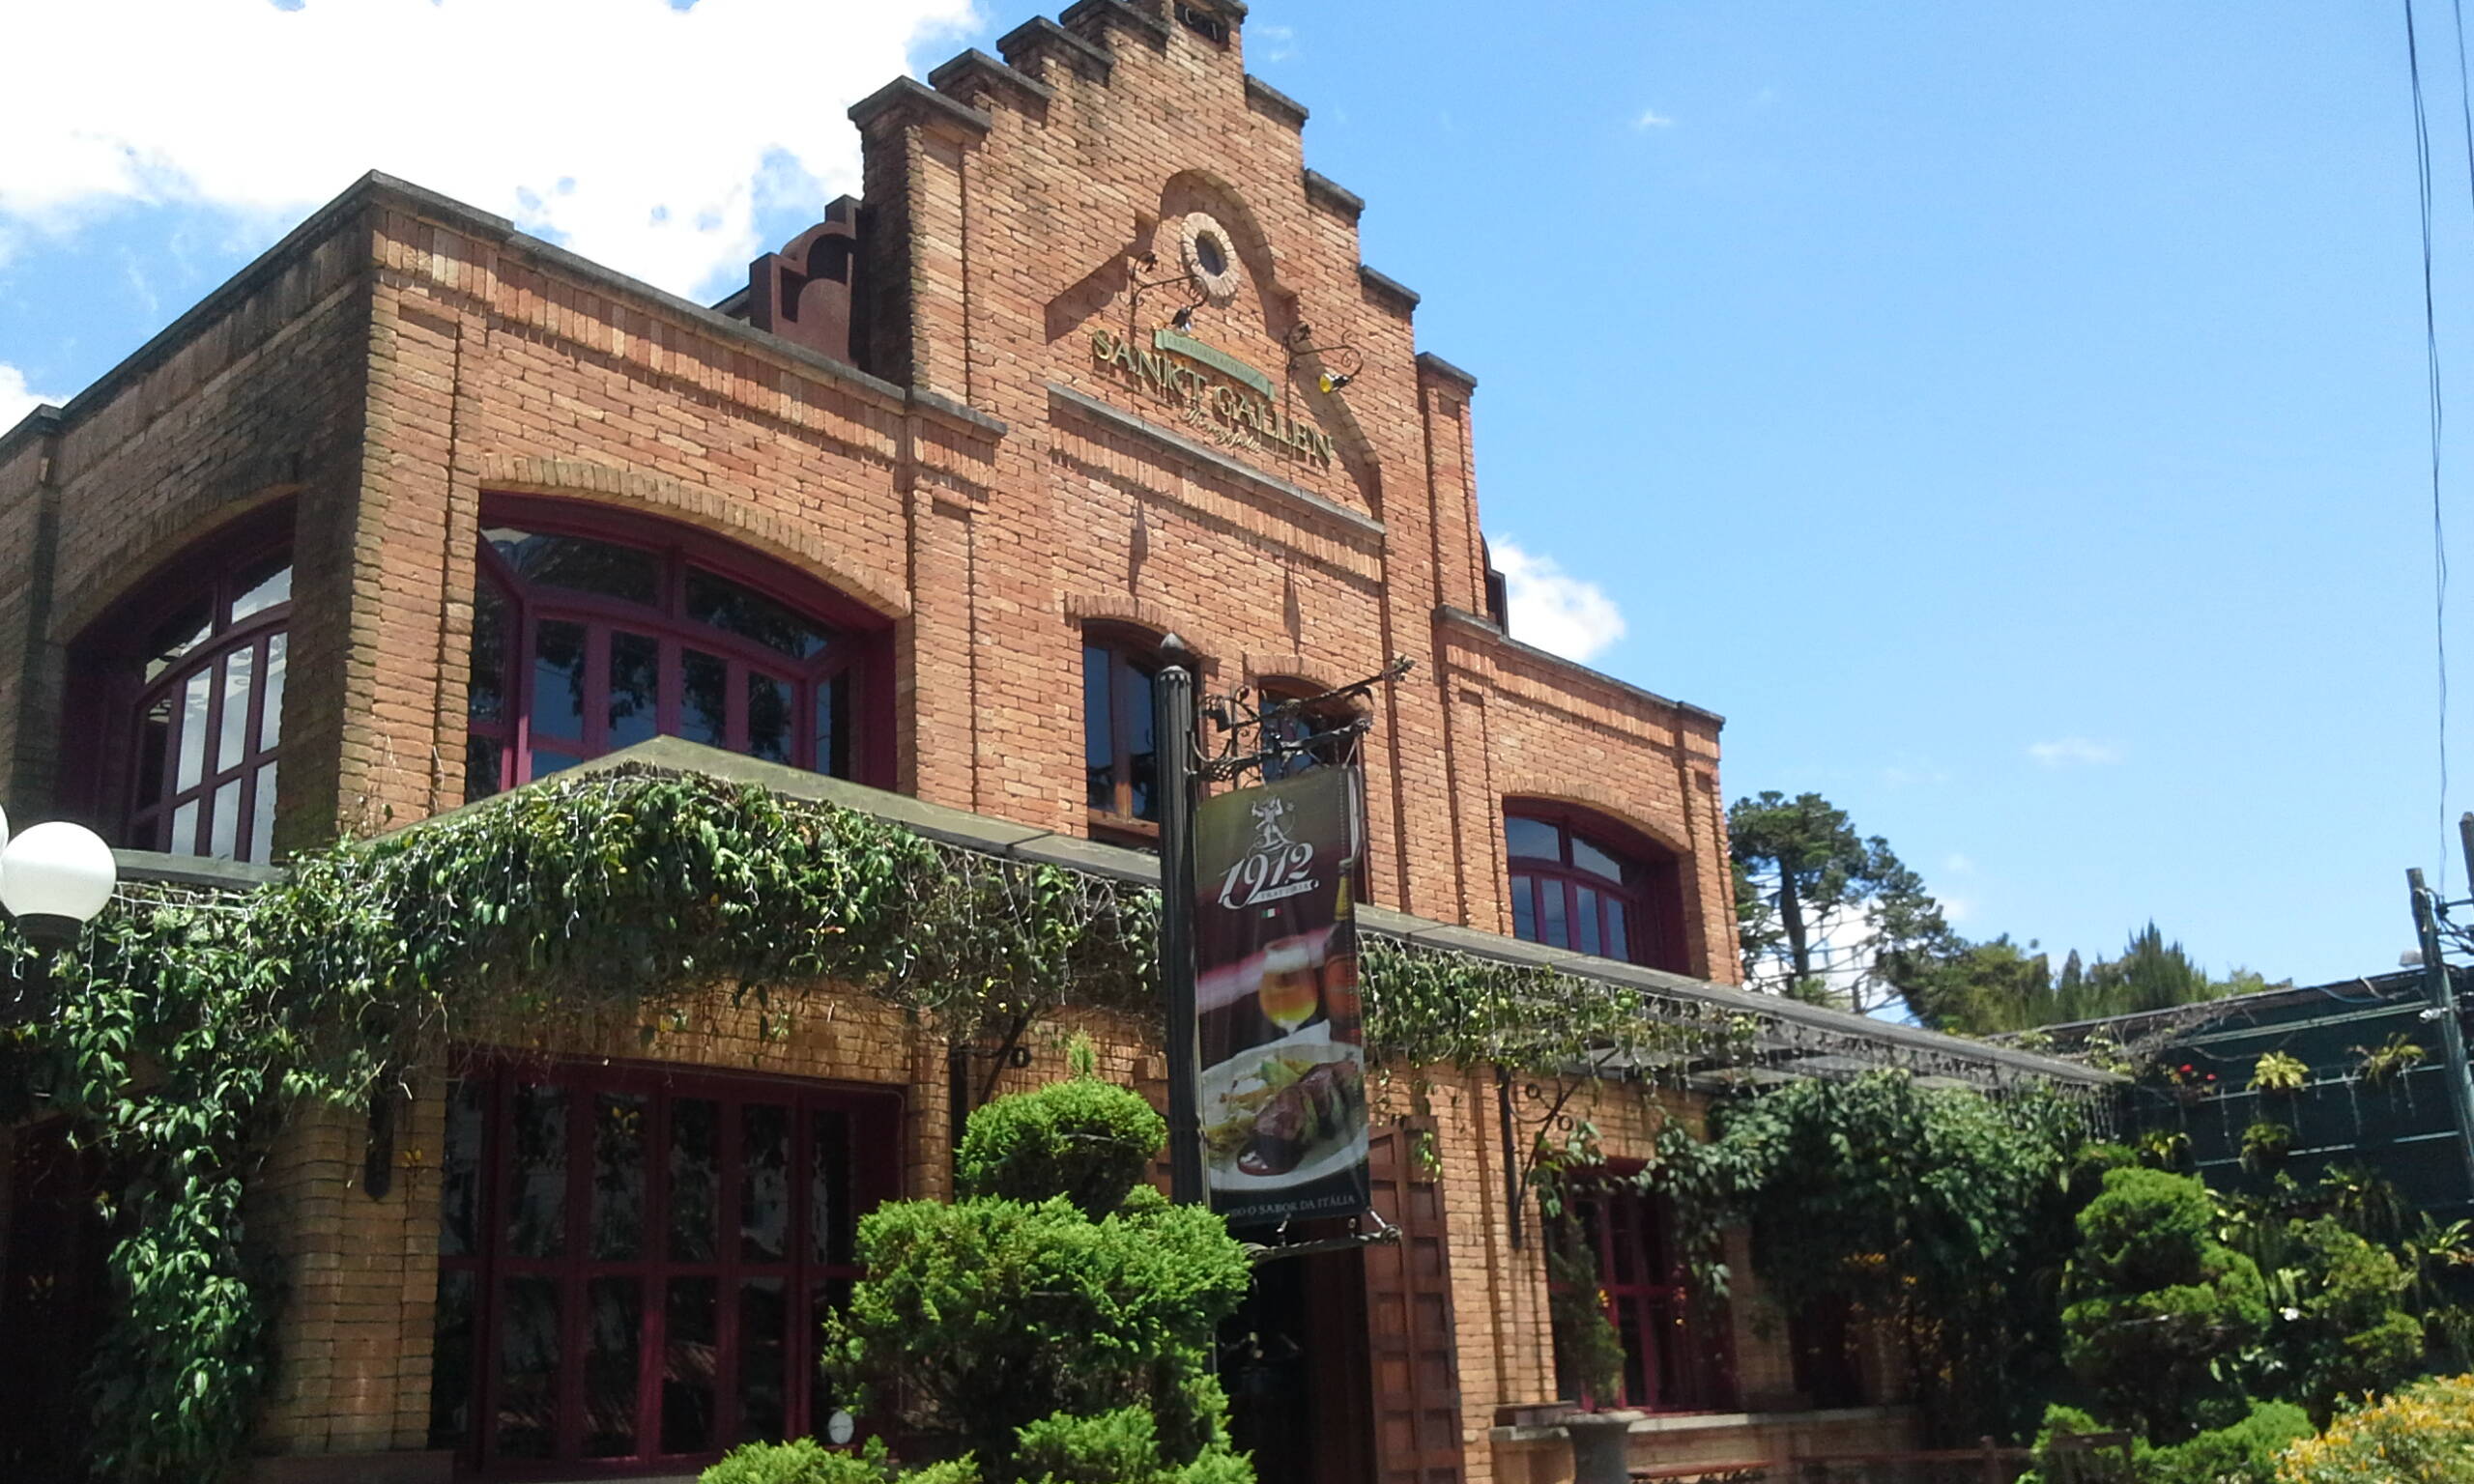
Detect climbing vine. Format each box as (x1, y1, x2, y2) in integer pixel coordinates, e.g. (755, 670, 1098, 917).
(6, 766, 2093, 1478)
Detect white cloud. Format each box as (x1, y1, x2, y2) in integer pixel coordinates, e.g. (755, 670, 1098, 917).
(0, 363, 64, 431)
(1633, 106, 1675, 129)
(2028, 737, 2125, 768)
(0, 0, 980, 299)
(1942, 852, 1975, 875)
(1490, 537, 1627, 664)
(1252, 23, 1296, 62)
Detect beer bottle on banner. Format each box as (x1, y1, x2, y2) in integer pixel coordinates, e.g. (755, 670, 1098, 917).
(1323, 869, 1363, 1041)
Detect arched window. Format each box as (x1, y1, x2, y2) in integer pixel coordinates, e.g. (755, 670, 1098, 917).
(1505, 805, 1687, 972)
(101, 541, 292, 864)
(1082, 631, 1163, 842)
(466, 507, 884, 801)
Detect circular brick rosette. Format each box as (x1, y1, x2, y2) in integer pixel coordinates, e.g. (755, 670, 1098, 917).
(1178, 212, 1244, 306)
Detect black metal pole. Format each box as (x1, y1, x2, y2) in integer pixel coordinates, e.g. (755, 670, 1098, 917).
(1156, 647, 1206, 1205)
(2407, 866, 2474, 1198)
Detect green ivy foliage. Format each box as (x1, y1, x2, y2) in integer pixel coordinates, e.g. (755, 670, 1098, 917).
(21, 769, 1163, 1483)
(11, 766, 2067, 1480)
(1650, 1070, 2090, 1442)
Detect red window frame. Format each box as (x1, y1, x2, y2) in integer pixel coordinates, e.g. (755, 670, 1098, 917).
(1553, 1181, 1736, 1414)
(1505, 805, 1688, 973)
(466, 499, 893, 801)
(1083, 630, 1165, 844)
(428, 1055, 903, 1477)
(70, 527, 290, 864)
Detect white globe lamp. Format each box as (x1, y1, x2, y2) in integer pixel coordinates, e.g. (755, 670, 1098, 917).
(1, 817, 119, 949)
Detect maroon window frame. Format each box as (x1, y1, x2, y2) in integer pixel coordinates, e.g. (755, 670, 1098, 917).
(1505, 806, 1688, 973)
(428, 1056, 903, 1477)
(1083, 632, 1164, 844)
(1552, 1182, 1736, 1414)
(465, 499, 893, 802)
(75, 534, 291, 865)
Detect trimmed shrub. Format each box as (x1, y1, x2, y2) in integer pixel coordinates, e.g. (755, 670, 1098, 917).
(2061, 1167, 2269, 1441)
(954, 1076, 1165, 1218)
(700, 1438, 975, 1484)
(827, 1073, 1250, 1483)
(2148, 1401, 2315, 1484)
(2034, 1400, 2312, 1484)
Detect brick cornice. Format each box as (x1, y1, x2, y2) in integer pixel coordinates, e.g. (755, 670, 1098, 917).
(1434, 605, 1725, 728)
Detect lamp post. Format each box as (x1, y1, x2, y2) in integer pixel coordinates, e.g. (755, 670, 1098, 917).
(0, 807, 120, 1021)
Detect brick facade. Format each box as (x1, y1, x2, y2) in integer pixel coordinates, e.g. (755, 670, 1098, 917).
(0, 4, 1933, 1481)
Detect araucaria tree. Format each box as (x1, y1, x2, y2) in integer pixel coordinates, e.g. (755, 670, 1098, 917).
(1728, 790, 1948, 1013)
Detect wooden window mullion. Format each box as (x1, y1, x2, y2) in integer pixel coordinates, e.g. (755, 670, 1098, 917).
(556, 1075, 592, 1461)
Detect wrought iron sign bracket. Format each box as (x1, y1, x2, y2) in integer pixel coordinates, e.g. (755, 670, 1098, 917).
(1191, 656, 1414, 785)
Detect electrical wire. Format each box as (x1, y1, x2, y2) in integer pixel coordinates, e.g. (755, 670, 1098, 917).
(2410, 0, 2452, 892)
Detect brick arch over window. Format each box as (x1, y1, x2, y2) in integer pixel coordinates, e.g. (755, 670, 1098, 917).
(52, 482, 301, 644)
(464, 496, 896, 800)
(474, 457, 909, 622)
(67, 509, 296, 864)
(1503, 798, 1691, 974)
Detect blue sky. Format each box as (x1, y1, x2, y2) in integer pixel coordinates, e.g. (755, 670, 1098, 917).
(0, 2, 2460, 986)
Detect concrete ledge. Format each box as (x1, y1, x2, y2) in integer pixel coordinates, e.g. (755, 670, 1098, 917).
(1061, 0, 1173, 46)
(998, 15, 1114, 80)
(115, 848, 287, 891)
(1047, 383, 1387, 541)
(906, 385, 1008, 439)
(1359, 264, 1421, 313)
(1416, 351, 1478, 390)
(1303, 168, 1365, 221)
(1489, 1404, 1918, 1445)
(0, 403, 65, 465)
(929, 47, 1057, 106)
(1246, 73, 1309, 128)
(248, 1449, 456, 1483)
(848, 75, 995, 138)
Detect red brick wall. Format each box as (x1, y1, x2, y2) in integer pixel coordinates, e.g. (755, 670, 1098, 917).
(1, 4, 1787, 1478)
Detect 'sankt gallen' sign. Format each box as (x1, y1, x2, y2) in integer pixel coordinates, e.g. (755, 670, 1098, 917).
(1090, 328, 1338, 470)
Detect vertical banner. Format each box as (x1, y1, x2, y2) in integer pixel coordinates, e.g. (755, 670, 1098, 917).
(1193, 766, 1370, 1224)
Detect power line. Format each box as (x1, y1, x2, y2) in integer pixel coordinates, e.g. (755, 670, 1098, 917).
(2409, 0, 2451, 892)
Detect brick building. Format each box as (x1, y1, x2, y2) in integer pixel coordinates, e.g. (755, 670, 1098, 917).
(0, 3, 2111, 1481)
